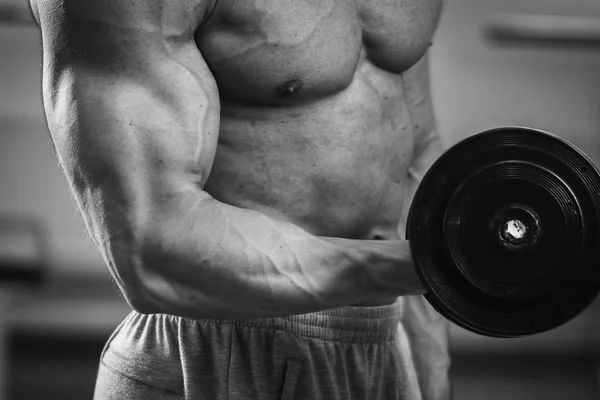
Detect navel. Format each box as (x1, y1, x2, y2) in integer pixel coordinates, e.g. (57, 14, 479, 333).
(276, 78, 304, 97)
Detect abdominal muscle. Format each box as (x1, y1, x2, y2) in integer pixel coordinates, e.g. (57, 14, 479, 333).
(203, 60, 419, 307)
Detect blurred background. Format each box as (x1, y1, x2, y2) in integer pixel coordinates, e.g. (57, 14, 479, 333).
(1, 0, 599, 399)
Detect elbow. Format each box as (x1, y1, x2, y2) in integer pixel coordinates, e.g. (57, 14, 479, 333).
(125, 221, 182, 315)
(126, 292, 157, 315)
(119, 269, 163, 315)
(114, 230, 173, 316)
(122, 191, 212, 316)
(123, 258, 171, 316)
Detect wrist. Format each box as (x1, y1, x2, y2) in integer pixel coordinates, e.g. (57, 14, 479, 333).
(334, 238, 425, 297)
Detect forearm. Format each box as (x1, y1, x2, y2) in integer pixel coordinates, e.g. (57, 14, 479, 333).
(404, 129, 451, 400)
(139, 190, 424, 320)
(403, 295, 451, 400)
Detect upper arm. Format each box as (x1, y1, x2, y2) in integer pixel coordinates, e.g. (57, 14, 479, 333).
(404, 52, 446, 180)
(33, 0, 222, 201)
(35, 0, 220, 183)
(33, 0, 220, 304)
(399, 53, 445, 237)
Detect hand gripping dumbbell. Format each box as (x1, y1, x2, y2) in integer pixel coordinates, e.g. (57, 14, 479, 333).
(407, 127, 600, 338)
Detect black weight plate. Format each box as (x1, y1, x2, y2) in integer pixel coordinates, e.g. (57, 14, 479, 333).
(406, 127, 600, 338)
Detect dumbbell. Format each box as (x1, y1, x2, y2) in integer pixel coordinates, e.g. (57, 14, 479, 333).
(406, 127, 600, 338)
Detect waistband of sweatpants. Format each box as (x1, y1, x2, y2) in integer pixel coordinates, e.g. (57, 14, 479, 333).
(179, 298, 404, 343)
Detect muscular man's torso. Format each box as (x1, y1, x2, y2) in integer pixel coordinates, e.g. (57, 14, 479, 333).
(197, 0, 442, 246)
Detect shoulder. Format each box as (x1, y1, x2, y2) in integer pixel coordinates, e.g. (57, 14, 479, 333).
(31, 0, 217, 35)
(31, 0, 220, 76)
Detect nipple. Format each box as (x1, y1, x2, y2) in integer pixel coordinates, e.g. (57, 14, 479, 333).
(277, 78, 304, 97)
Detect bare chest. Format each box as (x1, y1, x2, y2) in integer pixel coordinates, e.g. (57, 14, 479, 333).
(196, 0, 442, 105)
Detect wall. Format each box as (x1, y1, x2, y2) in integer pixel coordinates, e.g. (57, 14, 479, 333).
(431, 0, 600, 154)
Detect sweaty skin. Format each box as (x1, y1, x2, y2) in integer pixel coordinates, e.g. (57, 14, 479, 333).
(32, 0, 449, 398)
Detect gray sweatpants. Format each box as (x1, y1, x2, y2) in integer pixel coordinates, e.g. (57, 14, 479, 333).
(94, 298, 422, 399)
